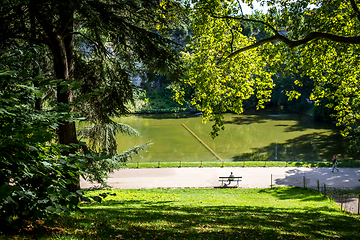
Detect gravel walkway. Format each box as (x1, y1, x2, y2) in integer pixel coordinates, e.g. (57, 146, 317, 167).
(81, 167, 360, 189)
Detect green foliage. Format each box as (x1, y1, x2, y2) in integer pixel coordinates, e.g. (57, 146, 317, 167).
(279, 1, 360, 150)
(0, 48, 115, 230)
(70, 0, 187, 156)
(0, 0, 188, 231)
(313, 97, 337, 122)
(175, 1, 275, 137)
(131, 88, 192, 113)
(0, 69, 83, 230)
(263, 0, 360, 147)
(118, 160, 360, 168)
(240, 10, 273, 41)
(300, 41, 360, 128)
(0, 0, 188, 184)
(180, 0, 360, 155)
(78, 141, 152, 186)
(269, 51, 314, 113)
(78, 123, 140, 155)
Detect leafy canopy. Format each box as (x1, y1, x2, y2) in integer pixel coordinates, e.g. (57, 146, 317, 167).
(177, 0, 360, 140)
(175, 0, 276, 137)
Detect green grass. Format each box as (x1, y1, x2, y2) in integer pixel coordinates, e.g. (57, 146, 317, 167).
(119, 160, 360, 169)
(5, 187, 360, 239)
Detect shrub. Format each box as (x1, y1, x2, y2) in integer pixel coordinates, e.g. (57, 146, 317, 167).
(0, 70, 82, 231)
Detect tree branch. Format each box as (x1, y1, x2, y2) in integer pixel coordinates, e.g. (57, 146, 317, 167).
(67, 31, 99, 47)
(227, 32, 360, 58)
(226, 35, 278, 58)
(211, 14, 278, 34)
(209, 10, 360, 59)
(281, 32, 360, 46)
(349, 0, 360, 23)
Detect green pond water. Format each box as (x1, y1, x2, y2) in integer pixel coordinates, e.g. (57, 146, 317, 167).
(111, 111, 349, 163)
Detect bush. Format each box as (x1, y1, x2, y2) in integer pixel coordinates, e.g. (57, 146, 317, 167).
(0, 70, 82, 231)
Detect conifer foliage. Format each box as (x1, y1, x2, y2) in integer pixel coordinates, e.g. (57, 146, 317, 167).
(0, 0, 183, 182)
(0, 0, 184, 229)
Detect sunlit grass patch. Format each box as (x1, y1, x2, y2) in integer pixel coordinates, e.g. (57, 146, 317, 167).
(120, 160, 360, 169)
(61, 187, 360, 239)
(4, 187, 360, 239)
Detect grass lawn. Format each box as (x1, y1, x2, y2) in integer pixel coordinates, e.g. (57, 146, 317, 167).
(4, 187, 360, 239)
(120, 160, 360, 169)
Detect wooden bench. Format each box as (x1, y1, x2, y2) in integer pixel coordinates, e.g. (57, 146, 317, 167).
(219, 176, 242, 187)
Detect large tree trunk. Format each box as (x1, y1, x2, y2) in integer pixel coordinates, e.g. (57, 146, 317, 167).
(48, 3, 80, 192)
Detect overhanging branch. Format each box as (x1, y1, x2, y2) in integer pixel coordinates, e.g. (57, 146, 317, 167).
(227, 32, 360, 58)
(227, 35, 278, 58)
(208, 11, 360, 58)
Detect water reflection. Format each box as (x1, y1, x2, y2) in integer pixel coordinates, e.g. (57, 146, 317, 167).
(113, 111, 349, 163)
(232, 131, 342, 161)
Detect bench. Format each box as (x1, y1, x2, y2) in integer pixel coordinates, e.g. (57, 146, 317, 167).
(218, 176, 242, 187)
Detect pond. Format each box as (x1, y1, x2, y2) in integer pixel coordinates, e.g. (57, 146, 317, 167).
(113, 110, 349, 163)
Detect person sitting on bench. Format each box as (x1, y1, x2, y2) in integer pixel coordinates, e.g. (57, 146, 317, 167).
(228, 172, 235, 185)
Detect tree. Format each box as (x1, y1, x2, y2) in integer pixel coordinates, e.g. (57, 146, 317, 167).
(175, 1, 275, 137)
(176, 0, 360, 145)
(1, 0, 184, 190)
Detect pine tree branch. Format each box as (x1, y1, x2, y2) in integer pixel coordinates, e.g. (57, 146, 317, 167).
(68, 31, 100, 47)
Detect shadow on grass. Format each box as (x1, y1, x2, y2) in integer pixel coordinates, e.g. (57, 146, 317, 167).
(258, 187, 334, 203)
(6, 188, 360, 239)
(51, 188, 360, 240)
(61, 204, 359, 240)
(94, 199, 176, 207)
